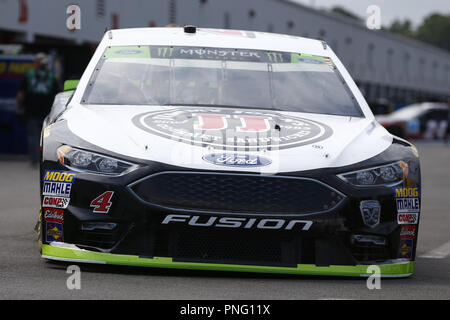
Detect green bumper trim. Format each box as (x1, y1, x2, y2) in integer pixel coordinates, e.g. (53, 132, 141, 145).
(42, 244, 414, 277)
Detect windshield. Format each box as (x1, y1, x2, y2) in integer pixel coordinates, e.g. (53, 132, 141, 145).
(82, 45, 363, 117)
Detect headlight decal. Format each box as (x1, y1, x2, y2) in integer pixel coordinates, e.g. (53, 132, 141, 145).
(337, 161, 408, 187)
(57, 145, 139, 176)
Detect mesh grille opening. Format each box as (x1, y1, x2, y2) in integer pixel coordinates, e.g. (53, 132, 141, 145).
(132, 172, 344, 215)
(172, 229, 298, 267)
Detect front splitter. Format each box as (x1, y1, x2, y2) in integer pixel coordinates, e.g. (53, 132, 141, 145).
(41, 244, 414, 277)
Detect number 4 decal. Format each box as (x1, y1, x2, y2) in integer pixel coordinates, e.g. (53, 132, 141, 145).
(90, 191, 114, 214)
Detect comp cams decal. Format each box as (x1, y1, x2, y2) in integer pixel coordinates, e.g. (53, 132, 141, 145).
(42, 196, 70, 209)
(398, 213, 419, 225)
(42, 170, 76, 197)
(132, 108, 333, 151)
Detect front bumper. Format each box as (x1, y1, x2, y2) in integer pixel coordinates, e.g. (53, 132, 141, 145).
(39, 139, 421, 277)
(39, 167, 419, 277)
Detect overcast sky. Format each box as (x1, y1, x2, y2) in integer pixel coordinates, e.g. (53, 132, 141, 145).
(292, 0, 450, 27)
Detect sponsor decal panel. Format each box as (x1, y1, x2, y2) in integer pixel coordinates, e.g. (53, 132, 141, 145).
(43, 208, 64, 222)
(394, 187, 420, 225)
(398, 239, 413, 260)
(397, 212, 419, 225)
(396, 197, 420, 213)
(149, 45, 333, 67)
(132, 108, 333, 151)
(394, 187, 420, 212)
(203, 153, 272, 167)
(42, 170, 76, 197)
(42, 196, 70, 209)
(46, 222, 63, 243)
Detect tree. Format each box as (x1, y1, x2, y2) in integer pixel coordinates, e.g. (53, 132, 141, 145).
(415, 13, 450, 52)
(387, 13, 450, 52)
(389, 19, 414, 38)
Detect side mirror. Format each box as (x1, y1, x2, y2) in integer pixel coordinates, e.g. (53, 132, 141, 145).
(64, 79, 79, 91)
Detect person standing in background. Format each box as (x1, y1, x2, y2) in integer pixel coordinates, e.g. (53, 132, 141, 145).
(16, 53, 59, 167)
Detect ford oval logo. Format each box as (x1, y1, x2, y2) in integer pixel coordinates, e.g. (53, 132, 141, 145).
(203, 153, 272, 167)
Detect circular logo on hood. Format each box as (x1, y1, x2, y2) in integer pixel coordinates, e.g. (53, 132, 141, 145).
(132, 108, 332, 150)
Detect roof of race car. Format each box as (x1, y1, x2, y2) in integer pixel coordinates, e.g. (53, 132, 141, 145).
(103, 27, 328, 55)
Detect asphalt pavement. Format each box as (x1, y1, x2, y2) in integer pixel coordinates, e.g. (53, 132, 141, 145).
(0, 143, 449, 299)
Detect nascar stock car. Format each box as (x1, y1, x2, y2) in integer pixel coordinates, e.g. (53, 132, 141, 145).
(38, 26, 421, 277)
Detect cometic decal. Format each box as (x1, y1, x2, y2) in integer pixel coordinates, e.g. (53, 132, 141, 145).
(42, 170, 76, 197)
(132, 108, 333, 151)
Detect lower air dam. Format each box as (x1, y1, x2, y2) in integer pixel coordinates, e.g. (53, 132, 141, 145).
(41, 244, 414, 277)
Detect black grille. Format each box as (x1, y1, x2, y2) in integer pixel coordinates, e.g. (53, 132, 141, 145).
(131, 172, 344, 214)
(76, 229, 118, 249)
(351, 242, 391, 262)
(75, 223, 127, 250)
(172, 229, 297, 267)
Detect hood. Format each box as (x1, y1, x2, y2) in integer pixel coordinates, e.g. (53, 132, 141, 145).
(63, 104, 393, 173)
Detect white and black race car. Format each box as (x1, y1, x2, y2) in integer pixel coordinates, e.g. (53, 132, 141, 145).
(38, 26, 421, 277)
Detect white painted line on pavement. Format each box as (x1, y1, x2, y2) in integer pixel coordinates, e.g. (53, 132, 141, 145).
(419, 241, 450, 259)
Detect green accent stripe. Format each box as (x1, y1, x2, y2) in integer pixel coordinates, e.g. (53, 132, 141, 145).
(42, 244, 414, 277)
(63, 80, 79, 91)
